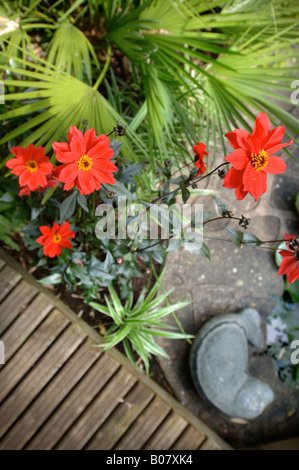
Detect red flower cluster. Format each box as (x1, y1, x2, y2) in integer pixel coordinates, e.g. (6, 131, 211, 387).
(193, 142, 207, 177)
(19, 176, 58, 197)
(223, 112, 293, 201)
(278, 233, 299, 284)
(36, 222, 75, 258)
(52, 126, 118, 195)
(6, 144, 54, 193)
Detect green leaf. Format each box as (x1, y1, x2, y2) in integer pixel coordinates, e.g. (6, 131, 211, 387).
(275, 241, 287, 267)
(179, 181, 190, 204)
(59, 191, 77, 222)
(38, 273, 63, 285)
(225, 226, 244, 247)
(286, 280, 299, 304)
(110, 139, 122, 158)
(215, 197, 229, 217)
(166, 238, 181, 252)
(0, 234, 20, 251)
(199, 242, 211, 260)
(242, 233, 263, 247)
(296, 194, 299, 216)
(103, 181, 136, 200)
(76, 193, 89, 213)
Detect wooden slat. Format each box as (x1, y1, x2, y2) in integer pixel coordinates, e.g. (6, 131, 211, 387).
(86, 382, 154, 450)
(0, 265, 21, 302)
(199, 438, 221, 450)
(26, 354, 120, 450)
(0, 294, 53, 362)
(0, 309, 69, 404)
(114, 396, 170, 450)
(0, 338, 103, 450)
(142, 412, 188, 450)
(0, 323, 85, 439)
(0, 259, 5, 270)
(0, 280, 37, 335)
(171, 425, 206, 450)
(56, 367, 137, 450)
(0, 249, 232, 451)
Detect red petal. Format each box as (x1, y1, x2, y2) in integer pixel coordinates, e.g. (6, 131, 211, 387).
(225, 129, 252, 150)
(224, 149, 249, 170)
(59, 239, 73, 248)
(283, 232, 297, 241)
(59, 163, 79, 182)
(77, 171, 95, 195)
(27, 172, 47, 191)
(84, 128, 96, 150)
(278, 254, 298, 275)
(39, 226, 52, 236)
(263, 126, 285, 150)
(243, 163, 267, 200)
(235, 185, 248, 200)
(92, 168, 116, 185)
(252, 112, 270, 143)
(264, 156, 286, 175)
(223, 167, 243, 189)
(32, 146, 46, 161)
(5, 157, 18, 170)
(264, 138, 293, 155)
(287, 268, 299, 283)
(38, 161, 54, 175)
(67, 126, 83, 144)
(70, 134, 86, 157)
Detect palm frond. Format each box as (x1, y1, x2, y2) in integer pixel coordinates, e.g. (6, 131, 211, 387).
(47, 21, 99, 84)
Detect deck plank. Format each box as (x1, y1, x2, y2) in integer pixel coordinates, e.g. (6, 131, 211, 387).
(199, 438, 221, 450)
(0, 294, 54, 363)
(0, 248, 232, 451)
(114, 396, 170, 450)
(26, 354, 121, 450)
(142, 412, 189, 450)
(86, 382, 154, 450)
(171, 425, 206, 450)
(0, 309, 69, 404)
(0, 265, 21, 302)
(0, 280, 37, 335)
(56, 367, 137, 450)
(0, 338, 103, 450)
(0, 323, 85, 439)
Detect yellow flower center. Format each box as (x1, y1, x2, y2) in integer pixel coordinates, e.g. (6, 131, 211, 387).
(52, 234, 62, 244)
(77, 154, 93, 171)
(250, 149, 269, 172)
(26, 160, 39, 173)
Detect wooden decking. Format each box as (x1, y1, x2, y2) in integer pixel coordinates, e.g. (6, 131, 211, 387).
(0, 248, 232, 450)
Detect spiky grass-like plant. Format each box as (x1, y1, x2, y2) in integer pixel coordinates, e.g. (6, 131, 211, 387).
(89, 269, 192, 373)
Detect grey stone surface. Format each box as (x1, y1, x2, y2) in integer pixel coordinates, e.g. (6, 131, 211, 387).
(156, 103, 299, 448)
(190, 309, 274, 419)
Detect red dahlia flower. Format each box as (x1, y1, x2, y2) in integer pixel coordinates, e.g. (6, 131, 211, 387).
(278, 233, 299, 284)
(223, 112, 293, 201)
(52, 126, 117, 195)
(6, 144, 53, 191)
(193, 142, 208, 177)
(19, 176, 58, 197)
(36, 221, 75, 258)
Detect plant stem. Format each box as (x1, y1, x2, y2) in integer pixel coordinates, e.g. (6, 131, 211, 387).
(148, 161, 229, 209)
(93, 44, 112, 91)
